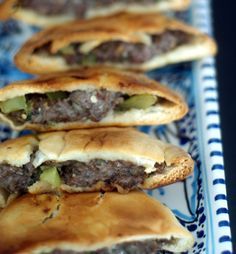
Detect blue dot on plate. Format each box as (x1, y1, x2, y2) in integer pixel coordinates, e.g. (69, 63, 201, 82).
(187, 224, 197, 232)
(198, 207, 204, 214)
(199, 214, 206, 225)
(197, 230, 204, 238)
(198, 242, 204, 249)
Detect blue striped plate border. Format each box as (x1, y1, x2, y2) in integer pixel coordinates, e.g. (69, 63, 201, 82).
(192, 0, 232, 252)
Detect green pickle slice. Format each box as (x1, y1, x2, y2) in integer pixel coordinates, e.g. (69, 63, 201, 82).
(119, 94, 157, 110)
(82, 54, 96, 65)
(40, 166, 61, 188)
(59, 45, 75, 55)
(0, 96, 27, 114)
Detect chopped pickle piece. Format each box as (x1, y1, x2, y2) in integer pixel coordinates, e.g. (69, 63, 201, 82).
(46, 91, 68, 100)
(0, 96, 27, 114)
(59, 45, 75, 55)
(118, 94, 157, 110)
(40, 166, 61, 188)
(26, 101, 33, 117)
(82, 54, 96, 65)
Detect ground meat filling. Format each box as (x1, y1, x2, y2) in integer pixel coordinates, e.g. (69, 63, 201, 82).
(0, 156, 39, 193)
(19, 0, 160, 17)
(0, 159, 166, 194)
(49, 239, 174, 254)
(38, 30, 192, 65)
(7, 89, 123, 125)
(8, 110, 27, 125)
(59, 160, 146, 189)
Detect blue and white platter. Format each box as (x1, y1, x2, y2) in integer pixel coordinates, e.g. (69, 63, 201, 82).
(0, 0, 232, 253)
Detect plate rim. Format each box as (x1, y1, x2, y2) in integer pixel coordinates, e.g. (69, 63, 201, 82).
(191, 0, 232, 252)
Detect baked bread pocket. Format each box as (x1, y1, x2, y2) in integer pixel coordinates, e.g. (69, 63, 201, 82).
(0, 127, 194, 207)
(14, 12, 217, 73)
(0, 0, 191, 27)
(0, 191, 194, 253)
(0, 67, 188, 131)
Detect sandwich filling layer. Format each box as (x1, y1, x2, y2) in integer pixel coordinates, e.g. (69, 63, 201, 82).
(48, 239, 174, 254)
(18, 0, 165, 17)
(0, 89, 166, 125)
(0, 159, 166, 194)
(36, 30, 192, 65)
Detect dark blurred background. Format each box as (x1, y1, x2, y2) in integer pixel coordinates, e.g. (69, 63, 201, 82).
(212, 1, 236, 249)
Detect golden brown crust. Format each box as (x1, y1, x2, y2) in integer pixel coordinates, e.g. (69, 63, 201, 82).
(142, 139, 194, 189)
(15, 12, 200, 55)
(0, 67, 184, 101)
(0, 0, 17, 20)
(0, 0, 191, 26)
(0, 67, 188, 131)
(0, 128, 194, 201)
(14, 12, 217, 74)
(0, 192, 194, 253)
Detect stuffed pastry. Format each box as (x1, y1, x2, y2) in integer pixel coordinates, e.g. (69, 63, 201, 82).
(0, 67, 188, 131)
(0, 0, 191, 27)
(15, 12, 217, 74)
(0, 191, 194, 253)
(0, 127, 194, 207)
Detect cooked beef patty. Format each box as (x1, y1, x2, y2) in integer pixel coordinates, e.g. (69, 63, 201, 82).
(59, 160, 146, 189)
(0, 159, 166, 194)
(7, 89, 123, 125)
(37, 30, 192, 65)
(19, 0, 159, 17)
(0, 156, 39, 193)
(49, 239, 173, 254)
